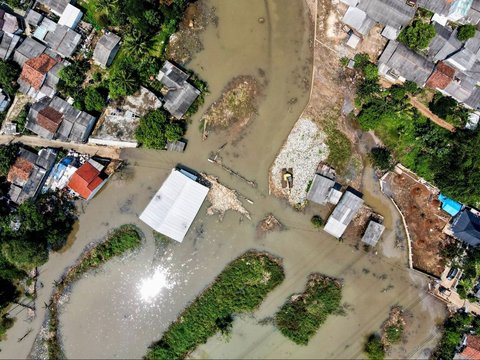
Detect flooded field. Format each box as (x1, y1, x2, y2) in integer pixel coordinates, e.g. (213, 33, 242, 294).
(0, 0, 446, 359)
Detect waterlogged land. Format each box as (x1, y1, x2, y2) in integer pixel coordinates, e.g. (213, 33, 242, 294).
(0, 0, 446, 358)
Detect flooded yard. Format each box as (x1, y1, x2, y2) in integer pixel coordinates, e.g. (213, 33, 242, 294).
(0, 0, 446, 359)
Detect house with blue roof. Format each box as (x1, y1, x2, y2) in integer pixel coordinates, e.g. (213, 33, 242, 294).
(438, 193, 463, 217)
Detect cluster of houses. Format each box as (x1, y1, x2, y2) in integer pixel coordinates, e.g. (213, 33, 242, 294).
(5, 145, 111, 205)
(342, 0, 480, 128)
(0, 0, 200, 148)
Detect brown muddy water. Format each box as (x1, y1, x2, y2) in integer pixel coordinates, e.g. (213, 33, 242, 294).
(0, 0, 445, 359)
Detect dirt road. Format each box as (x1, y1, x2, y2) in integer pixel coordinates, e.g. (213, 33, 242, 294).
(0, 135, 122, 159)
(409, 96, 456, 132)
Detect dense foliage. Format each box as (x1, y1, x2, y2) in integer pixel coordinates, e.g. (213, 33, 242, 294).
(455, 248, 480, 300)
(0, 144, 19, 177)
(135, 109, 184, 149)
(355, 68, 480, 206)
(0, 60, 20, 96)
(58, 60, 89, 100)
(310, 215, 324, 228)
(275, 275, 342, 345)
(369, 147, 393, 171)
(364, 334, 385, 360)
(146, 252, 285, 359)
(84, 87, 107, 113)
(457, 24, 477, 42)
(431, 312, 480, 360)
(398, 20, 436, 50)
(429, 93, 469, 127)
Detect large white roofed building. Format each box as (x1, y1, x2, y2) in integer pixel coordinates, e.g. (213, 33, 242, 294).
(139, 169, 209, 242)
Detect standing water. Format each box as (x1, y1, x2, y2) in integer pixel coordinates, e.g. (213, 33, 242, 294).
(0, 0, 445, 358)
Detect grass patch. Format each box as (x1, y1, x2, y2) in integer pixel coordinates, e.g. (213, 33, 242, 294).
(46, 224, 142, 358)
(275, 274, 342, 345)
(365, 333, 385, 360)
(146, 251, 285, 359)
(385, 324, 403, 344)
(324, 126, 352, 175)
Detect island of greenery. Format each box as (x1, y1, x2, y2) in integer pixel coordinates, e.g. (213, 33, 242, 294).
(46, 224, 143, 359)
(275, 274, 342, 345)
(145, 251, 285, 360)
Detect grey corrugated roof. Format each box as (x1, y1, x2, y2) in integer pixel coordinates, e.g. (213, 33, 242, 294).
(427, 23, 463, 62)
(362, 221, 385, 246)
(379, 41, 435, 85)
(324, 190, 364, 238)
(93, 32, 121, 67)
(452, 209, 480, 247)
(468, 0, 480, 24)
(342, 6, 375, 36)
(37, 0, 71, 15)
(0, 33, 20, 60)
(45, 25, 81, 58)
(417, 0, 451, 15)
(157, 61, 189, 88)
(357, 0, 415, 30)
(25, 9, 44, 26)
(307, 174, 335, 205)
(13, 37, 46, 66)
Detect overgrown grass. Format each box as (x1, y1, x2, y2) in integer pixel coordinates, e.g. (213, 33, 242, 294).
(385, 324, 403, 344)
(146, 251, 285, 359)
(325, 126, 352, 175)
(364, 333, 385, 360)
(46, 224, 142, 358)
(275, 274, 342, 345)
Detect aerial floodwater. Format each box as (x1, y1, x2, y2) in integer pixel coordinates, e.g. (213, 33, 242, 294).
(0, 0, 445, 359)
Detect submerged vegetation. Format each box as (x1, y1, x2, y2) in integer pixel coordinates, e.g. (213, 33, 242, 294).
(47, 224, 143, 359)
(275, 274, 342, 345)
(146, 251, 285, 359)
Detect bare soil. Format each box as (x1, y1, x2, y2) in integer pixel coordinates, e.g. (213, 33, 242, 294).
(383, 170, 451, 277)
(256, 214, 284, 239)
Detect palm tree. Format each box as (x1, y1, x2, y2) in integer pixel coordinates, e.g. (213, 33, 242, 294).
(123, 30, 153, 58)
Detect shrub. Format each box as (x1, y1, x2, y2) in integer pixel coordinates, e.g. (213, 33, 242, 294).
(353, 53, 370, 70)
(398, 20, 436, 50)
(311, 215, 324, 228)
(457, 24, 476, 42)
(403, 80, 419, 94)
(0, 144, 18, 177)
(364, 334, 385, 360)
(385, 324, 403, 344)
(369, 147, 393, 171)
(84, 87, 106, 113)
(0, 60, 20, 96)
(135, 109, 184, 149)
(429, 93, 469, 127)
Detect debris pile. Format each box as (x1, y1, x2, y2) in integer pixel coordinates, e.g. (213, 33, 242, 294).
(256, 214, 284, 238)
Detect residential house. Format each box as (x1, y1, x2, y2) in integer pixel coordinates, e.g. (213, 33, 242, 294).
(37, 0, 72, 17)
(0, 10, 21, 35)
(438, 193, 463, 216)
(156, 61, 200, 119)
(307, 174, 342, 206)
(468, 0, 480, 24)
(26, 96, 97, 143)
(89, 86, 162, 147)
(7, 147, 57, 204)
(58, 4, 83, 29)
(426, 22, 462, 63)
(0, 32, 21, 60)
(342, 6, 375, 36)
(25, 9, 44, 28)
(67, 159, 107, 200)
(13, 37, 47, 66)
(426, 62, 456, 90)
(378, 40, 435, 85)
(17, 53, 65, 100)
(0, 89, 10, 112)
(357, 0, 415, 30)
(455, 334, 480, 359)
(418, 0, 474, 25)
(324, 189, 364, 238)
(361, 220, 385, 246)
(451, 208, 480, 247)
(92, 32, 121, 68)
(33, 17, 82, 58)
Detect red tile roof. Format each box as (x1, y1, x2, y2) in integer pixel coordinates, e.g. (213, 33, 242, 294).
(19, 53, 57, 90)
(460, 335, 480, 360)
(7, 157, 34, 184)
(67, 162, 104, 200)
(37, 106, 63, 134)
(426, 62, 456, 90)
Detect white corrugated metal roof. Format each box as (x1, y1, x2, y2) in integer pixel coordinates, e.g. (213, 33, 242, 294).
(139, 169, 209, 242)
(324, 217, 347, 238)
(58, 4, 83, 29)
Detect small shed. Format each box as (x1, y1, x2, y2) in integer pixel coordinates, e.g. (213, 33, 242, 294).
(381, 25, 400, 40)
(307, 174, 342, 205)
(139, 169, 209, 242)
(342, 6, 375, 36)
(93, 32, 121, 68)
(361, 220, 385, 246)
(58, 4, 83, 29)
(166, 140, 186, 152)
(324, 189, 364, 238)
(438, 193, 462, 216)
(346, 32, 361, 49)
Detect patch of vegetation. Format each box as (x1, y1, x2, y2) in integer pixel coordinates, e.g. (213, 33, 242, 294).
(325, 126, 352, 175)
(455, 248, 480, 299)
(364, 334, 385, 360)
(0, 316, 14, 340)
(146, 251, 284, 359)
(398, 20, 436, 50)
(135, 109, 184, 149)
(0, 144, 19, 177)
(310, 215, 324, 229)
(369, 147, 394, 171)
(46, 224, 142, 358)
(0, 60, 20, 96)
(431, 311, 480, 360)
(428, 92, 469, 127)
(275, 274, 342, 345)
(457, 24, 476, 42)
(385, 324, 403, 344)
(13, 105, 30, 133)
(58, 60, 89, 101)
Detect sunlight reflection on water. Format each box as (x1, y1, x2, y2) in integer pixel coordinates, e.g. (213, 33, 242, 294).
(138, 266, 175, 303)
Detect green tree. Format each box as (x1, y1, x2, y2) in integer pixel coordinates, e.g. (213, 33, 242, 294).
(353, 53, 370, 70)
(135, 109, 184, 149)
(398, 20, 436, 50)
(457, 24, 476, 41)
(84, 87, 106, 113)
(58, 61, 89, 99)
(0, 60, 20, 96)
(364, 334, 385, 360)
(0, 279, 18, 311)
(123, 30, 154, 58)
(108, 63, 139, 99)
(0, 144, 18, 177)
(310, 215, 324, 228)
(1, 238, 48, 270)
(369, 147, 393, 170)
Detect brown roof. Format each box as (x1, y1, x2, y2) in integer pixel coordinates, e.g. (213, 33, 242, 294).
(37, 106, 63, 133)
(7, 157, 34, 184)
(426, 62, 455, 90)
(19, 53, 57, 90)
(460, 335, 480, 360)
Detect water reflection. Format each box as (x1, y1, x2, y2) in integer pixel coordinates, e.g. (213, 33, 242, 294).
(138, 266, 174, 303)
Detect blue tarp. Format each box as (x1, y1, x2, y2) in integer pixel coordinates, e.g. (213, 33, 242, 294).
(438, 193, 462, 217)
